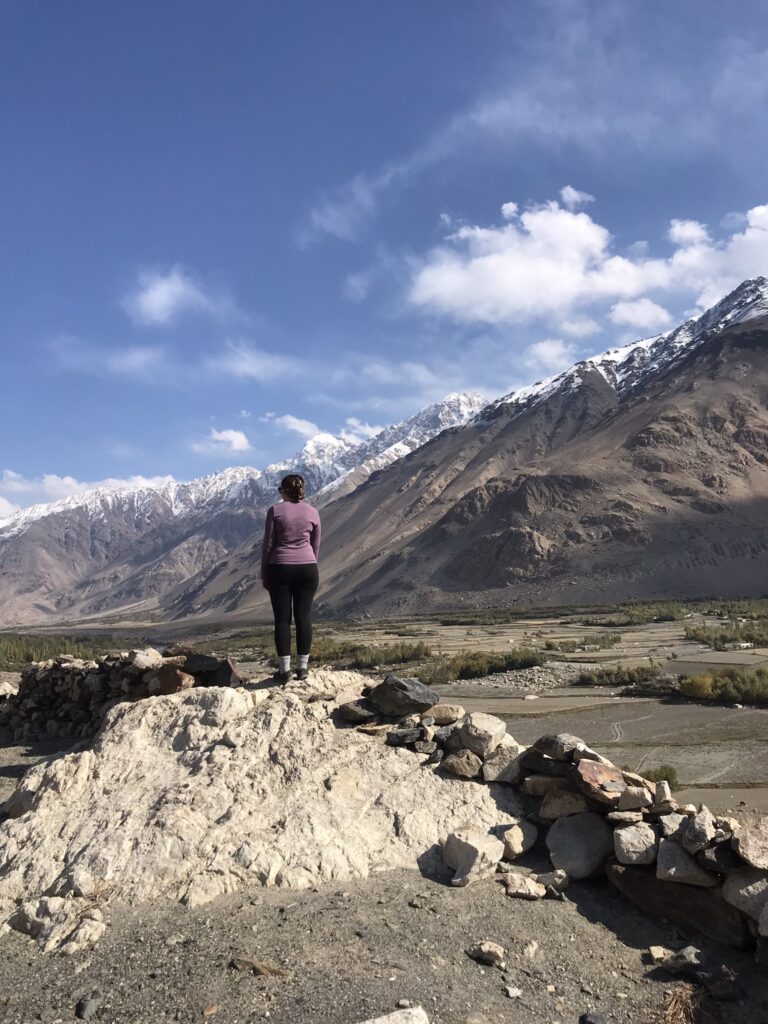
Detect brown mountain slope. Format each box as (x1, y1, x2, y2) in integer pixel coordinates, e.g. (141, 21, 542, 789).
(175, 314, 768, 621)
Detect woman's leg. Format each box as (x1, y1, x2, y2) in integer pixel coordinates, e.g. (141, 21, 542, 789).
(267, 566, 293, 658)
(292, 563, 319, 656)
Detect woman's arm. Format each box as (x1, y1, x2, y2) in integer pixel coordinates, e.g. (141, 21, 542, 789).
(310, 512, 321, 558)
(261, 507, 275, 580)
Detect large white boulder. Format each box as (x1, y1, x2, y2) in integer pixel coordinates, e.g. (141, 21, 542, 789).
(0, 670, 522, 950)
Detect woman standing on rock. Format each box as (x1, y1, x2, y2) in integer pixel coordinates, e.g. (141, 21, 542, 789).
(261, 474, 321, 683)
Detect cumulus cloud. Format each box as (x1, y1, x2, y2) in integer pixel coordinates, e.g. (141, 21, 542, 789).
(609, 298, 673, 330)
(408, 195, 768, 327)
(0, 495, 20, 521)
(559, 185, 595, 209)
(523, 339, 579, 373)
(191, 429, 251, 454)
(668, 219, 711, 247)
(273, 415, 320, 439)
(123, 266, 236, 326)
(0, 469, 176, 517)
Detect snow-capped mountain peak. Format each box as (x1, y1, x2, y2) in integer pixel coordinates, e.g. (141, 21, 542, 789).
(482, 276, 768, 422)
(0, 391, 487, 538)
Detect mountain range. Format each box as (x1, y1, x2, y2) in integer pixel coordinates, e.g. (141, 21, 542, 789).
(0, 392, 485, 624)
(3, 277, 768, 626)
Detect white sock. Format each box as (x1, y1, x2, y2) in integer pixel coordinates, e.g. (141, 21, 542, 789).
(298, 655, 309, 671)
(279, 655, 291, 673)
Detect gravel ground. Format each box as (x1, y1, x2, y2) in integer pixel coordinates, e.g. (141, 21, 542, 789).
(448, 663, 586, 692)
(1, 866, 766, 1024)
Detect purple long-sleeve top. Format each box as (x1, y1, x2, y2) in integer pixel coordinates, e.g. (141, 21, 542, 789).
(260, 500, 321, 576)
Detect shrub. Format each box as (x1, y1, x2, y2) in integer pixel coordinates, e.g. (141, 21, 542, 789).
(679, 673, 716, 699)
(268, 638, 431, 670)
(545, 632, 621, 652)
(677, 667, 768, 706)
(419, 648, 543, 685)
(641, 765, 679, 790)
(575, 666, 660, 687)
(0, 633, 130, 671)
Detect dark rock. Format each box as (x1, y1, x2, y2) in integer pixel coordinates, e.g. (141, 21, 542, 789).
(180, 652, 226, 675)
(442, 748, 483, 778)
(385, 727, 422, 747)
(161, 643, 197, 658)
(414, 740, 437, 754)
(433, 724, 459, 746)
(75, 992, 103, 1020)
(579, 1014, 608, 1024)
(606, 863, 751, 947)
(369, 675, 439, 715)
(207, 657, 242, 686)
(573, 759, 627, 806)
(424, 747, 444, 767)
(337, 699, 378, 723)
(519, 748, 571, 776)
(533, 733, 584, 761)
(696, 839, 744, 875)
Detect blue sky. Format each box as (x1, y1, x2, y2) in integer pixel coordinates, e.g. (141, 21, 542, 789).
(3, 0, 768, 515)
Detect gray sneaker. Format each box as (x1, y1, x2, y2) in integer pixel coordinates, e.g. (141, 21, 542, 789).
(274, 670, 293, 685)
(296, 668, 309, 681)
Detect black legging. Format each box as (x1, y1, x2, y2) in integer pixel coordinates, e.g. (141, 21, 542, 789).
(266, 563, 319, 657)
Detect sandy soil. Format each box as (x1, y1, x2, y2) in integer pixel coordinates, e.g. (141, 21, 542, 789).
(1, 866, 766, 1024)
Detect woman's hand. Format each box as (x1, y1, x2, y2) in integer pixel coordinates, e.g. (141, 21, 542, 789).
(261, 576, 269, 590)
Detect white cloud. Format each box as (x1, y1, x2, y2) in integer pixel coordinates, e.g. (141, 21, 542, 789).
(300, 7, 763, 245)
(0, 495, 20, 521)
(408, 194, 768, 327)
(0, 470, 176, 516)
(340, 417, 384, 443)
(559, 318, 601, 338)
(208, 341, 300, 381)
(500, 201, 519, 220)
(523, 338, 579, 373)
(609, 298, 673, 330)
(559, 185, 595, 209)
(273, 415, 320, 439)
(123, 266, 236, 326)
(53, 337, 168, 381)
(668, 219, 710, 247)
(235, 409, 251, 419)
(191, 429, 251, 454)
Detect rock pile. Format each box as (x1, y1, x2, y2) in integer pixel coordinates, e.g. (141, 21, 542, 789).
(0, 669, 522, 954)
(338, 676, 768, 967)
(2, 662, 767, 968)
(0, 646, 241, 741)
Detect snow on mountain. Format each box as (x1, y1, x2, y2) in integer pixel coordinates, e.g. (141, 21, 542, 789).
(481, 276, 768, 423)
(0, 392, 487, 539)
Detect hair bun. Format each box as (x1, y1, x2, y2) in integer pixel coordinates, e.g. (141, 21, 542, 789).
(280, 474, 305, 502)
